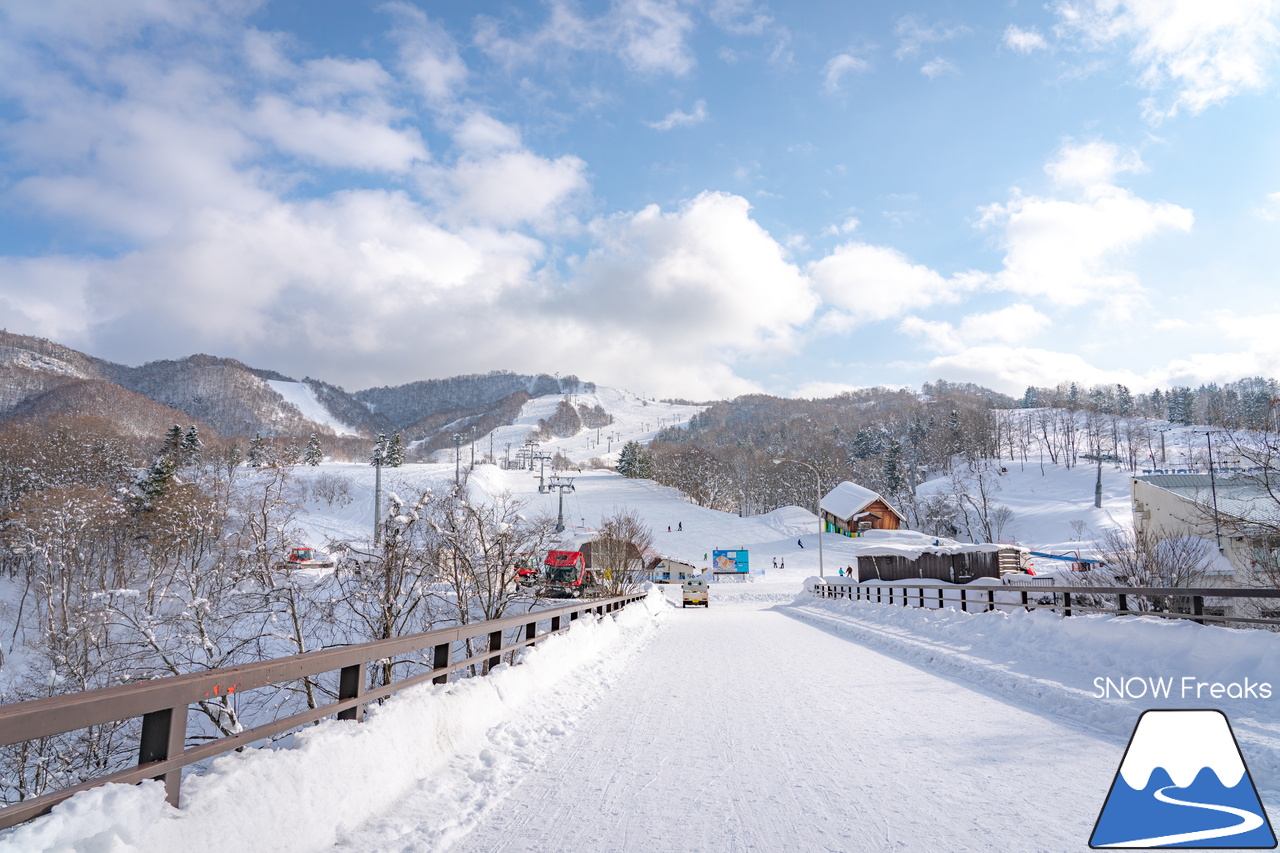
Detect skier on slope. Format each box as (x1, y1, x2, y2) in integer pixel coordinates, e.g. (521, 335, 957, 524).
(797, 538, 804, 548)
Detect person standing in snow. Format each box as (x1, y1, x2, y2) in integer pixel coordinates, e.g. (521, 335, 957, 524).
(838, 567, 844, 578)
(780, 557, 785, 569)
(678, 521, 682, 531)
(772, 557, 777, 569)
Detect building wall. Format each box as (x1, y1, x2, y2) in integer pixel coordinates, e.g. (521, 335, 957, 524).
(1130, 478, 1256, 589)
(855, 551, 1001, 583)
(822, 499, 904, 537)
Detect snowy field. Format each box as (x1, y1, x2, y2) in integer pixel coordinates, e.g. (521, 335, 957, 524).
(8, 411, 1280, 851)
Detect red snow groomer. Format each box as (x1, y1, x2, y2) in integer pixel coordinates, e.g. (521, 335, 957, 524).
(512, 553, 541, 587)
(281, 546, 335, 569)
(543, 550, 596, 598)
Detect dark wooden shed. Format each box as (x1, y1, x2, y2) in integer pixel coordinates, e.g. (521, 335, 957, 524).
(855, 547, 1023, 583)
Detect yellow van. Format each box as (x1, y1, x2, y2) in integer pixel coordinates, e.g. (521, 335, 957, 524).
(682, 578, 709, 608)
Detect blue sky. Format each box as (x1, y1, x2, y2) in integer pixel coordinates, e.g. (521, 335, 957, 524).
(1, 0, 1278, 400)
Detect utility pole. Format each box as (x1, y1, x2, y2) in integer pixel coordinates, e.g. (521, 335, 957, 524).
(372, 436, 384, 546)
(772, 458, 825, 580)
(1205, 431, 1223, 552)
(549, 475, 575, 532)
(452, 432, 463, 485)
(470, 426, 476, 469)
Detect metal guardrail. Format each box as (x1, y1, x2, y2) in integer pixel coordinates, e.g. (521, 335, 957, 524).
(814, 582, 1280, 628)
(0, 593, 646, 831)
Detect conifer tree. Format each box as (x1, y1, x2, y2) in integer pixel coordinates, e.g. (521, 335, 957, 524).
(181, 425, 202, 462)
(386, 433, 405, 467)
(304, 433, 323, 466)
(248, 433, 267, 467)
(371, 432, 388, 466)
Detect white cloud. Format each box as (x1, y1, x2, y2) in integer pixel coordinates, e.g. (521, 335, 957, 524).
(452, 112, 523, 153)
(566, 191, 818, 394)
(925, 345, 1148, 394)
(808, 242, 981, 327)
(823, 53, 870, 91)
(709, 0, 774, 35)
(894, 15, 970, 59)
(249, 96, 428, 172)
(791, 380, 871, 399)
(432, 150, 589, 229)
(385, 2, 467, 103)
(617, 0, 697, 74)
(899, 303, 1053, 353)
(921, 57, 958, 78)
(474, 0, 695, 76)
(647, 99, 708, 130)
(1004, 24, 1050, 54)
(1053, 0, 1280, 118)
(976, 140, 1194, 308)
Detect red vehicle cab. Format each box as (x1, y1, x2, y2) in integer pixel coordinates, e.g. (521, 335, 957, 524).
(544, 550, 594, 598)
(283, 546, 334, 569)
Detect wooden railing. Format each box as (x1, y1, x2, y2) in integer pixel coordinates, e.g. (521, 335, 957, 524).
(813, 581, 1280, 628)
(0, 594, 646, 830)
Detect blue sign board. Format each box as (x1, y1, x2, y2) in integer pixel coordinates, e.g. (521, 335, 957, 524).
(712, 549, 749, 573)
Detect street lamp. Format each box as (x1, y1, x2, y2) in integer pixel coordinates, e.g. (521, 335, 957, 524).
(772, 458, 825, 580)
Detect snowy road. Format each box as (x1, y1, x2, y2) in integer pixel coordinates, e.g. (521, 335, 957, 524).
(336, 600, 1122, 853)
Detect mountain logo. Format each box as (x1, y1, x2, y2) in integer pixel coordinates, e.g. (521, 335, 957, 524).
(1091, 709, 1276, 849)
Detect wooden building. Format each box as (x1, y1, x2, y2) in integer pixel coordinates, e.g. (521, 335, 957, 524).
(820, 481, 907, 536)
(855, 546, 1025, 583)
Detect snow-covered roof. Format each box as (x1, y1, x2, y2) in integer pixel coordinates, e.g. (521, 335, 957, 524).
(840, 529, 1024, 560)
(1135, 474, 1280, 529)
(820, 481, 905, 523)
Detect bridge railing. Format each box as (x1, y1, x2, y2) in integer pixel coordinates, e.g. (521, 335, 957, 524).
(813, 581, 1280, 629)
(0, 593, 646, 831)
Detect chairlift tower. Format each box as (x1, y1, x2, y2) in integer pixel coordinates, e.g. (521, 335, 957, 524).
(533, 451, 554, 492)
(549, 475, 576, 532)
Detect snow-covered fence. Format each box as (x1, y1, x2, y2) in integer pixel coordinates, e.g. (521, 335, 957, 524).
(814, 581, 1280, 629)
(0, 594, 646, 831)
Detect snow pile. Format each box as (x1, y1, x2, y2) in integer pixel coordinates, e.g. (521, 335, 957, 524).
(0, 591, 671, 853)
(755, 505, 818, 537)
(783, 594, 1280, 793)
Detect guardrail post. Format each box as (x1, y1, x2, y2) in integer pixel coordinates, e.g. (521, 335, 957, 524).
(526, 621, 537, 644)
(960, 589, 967, 613)
(1021, 590, 1029, 611)
(987, 590, 995, 612)
(918, 588, 924, 608)
(937, 588, 943, 610)
(570, 611, 578, 622)
(1193, 595, 1204, 625)
(485, 630, 503, 674)
(1118, 593, 1128, 616)
(432, 643, 450, 685)
(1063, 591, 1072, 617)
(138, 705, 187, 806)
(551, 615, 562, 631)
(877, 587, 882, 604)
(337, 662, 366, 722)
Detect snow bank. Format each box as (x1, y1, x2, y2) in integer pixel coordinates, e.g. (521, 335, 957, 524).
(0, 592, 671, 853)
(782, 595, 1280, 794)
